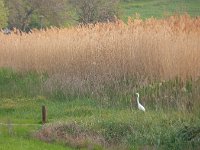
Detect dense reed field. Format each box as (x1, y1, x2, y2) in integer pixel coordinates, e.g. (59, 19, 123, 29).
(1, 15, 200, 79)
(1, 15, 200, 108)
(1, 15, 200, 104)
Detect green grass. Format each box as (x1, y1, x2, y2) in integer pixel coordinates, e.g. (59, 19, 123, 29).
(1, 97, 200, 149)
(0, 136, 70, 150)
(0, 68, 200, 149)
(120, 0, 200, 20)
(0, 97, 199, 149)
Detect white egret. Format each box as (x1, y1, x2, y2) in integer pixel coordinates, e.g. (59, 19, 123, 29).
(135, 93, 145, 112)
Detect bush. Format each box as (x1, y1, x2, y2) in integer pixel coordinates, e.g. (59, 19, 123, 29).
(70, 0, 120, 24)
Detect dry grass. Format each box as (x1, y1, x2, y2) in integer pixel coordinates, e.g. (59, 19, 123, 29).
(0, 15, 200, 99)
(1, 15, 200, 80)
(35, 122, 107, 149)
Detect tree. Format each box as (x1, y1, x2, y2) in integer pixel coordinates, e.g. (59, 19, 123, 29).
(70, 0, 120, 24)
(0, 0, 8, 28)
(5, 0, 69, 31)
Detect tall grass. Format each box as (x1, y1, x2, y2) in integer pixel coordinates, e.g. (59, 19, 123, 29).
(0, 14, 200, 109)
(1, 14, 199, 78)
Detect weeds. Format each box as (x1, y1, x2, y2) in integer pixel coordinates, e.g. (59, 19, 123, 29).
(1, 68, 200, 112)
(35, 110, 200, 149)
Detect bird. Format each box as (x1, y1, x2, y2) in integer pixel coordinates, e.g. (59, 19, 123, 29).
(135, 93, 145, 112)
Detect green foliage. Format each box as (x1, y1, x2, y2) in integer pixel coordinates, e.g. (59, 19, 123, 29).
(4, 0, 69, 31)
(168, 125, 200, 150)
(177, 126, 200, 142)
(62, 0, 120, 24)
(1, 94, 200, 149)
(0, 68, 47, 98)
(100, 121, 134, 143)
(0, 0, 8, 28)
(1, 68, 200, 113)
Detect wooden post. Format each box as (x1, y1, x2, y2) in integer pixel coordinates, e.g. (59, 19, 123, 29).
(42, 105, 47, 124)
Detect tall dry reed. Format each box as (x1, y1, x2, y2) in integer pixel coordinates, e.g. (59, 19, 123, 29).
(0, 15, 200, 97)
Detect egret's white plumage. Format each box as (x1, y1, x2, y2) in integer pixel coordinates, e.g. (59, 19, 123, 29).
(135, 93, 145, 112)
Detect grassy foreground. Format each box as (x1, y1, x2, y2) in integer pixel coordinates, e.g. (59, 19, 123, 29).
(0, 137, 69, 150)
(0, 69, 200, 149)
(1, 96, 200, 149)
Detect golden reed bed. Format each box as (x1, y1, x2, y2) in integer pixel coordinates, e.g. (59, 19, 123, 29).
(0, 15, 200, 81)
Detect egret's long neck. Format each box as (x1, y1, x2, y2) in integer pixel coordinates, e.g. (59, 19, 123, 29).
(137, 96, 140, 104)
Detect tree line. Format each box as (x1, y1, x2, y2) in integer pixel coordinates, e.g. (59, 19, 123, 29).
(0, 0, 120, 31)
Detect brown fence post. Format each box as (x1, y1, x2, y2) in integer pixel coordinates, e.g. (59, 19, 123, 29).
(42, 105, 47, 124)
